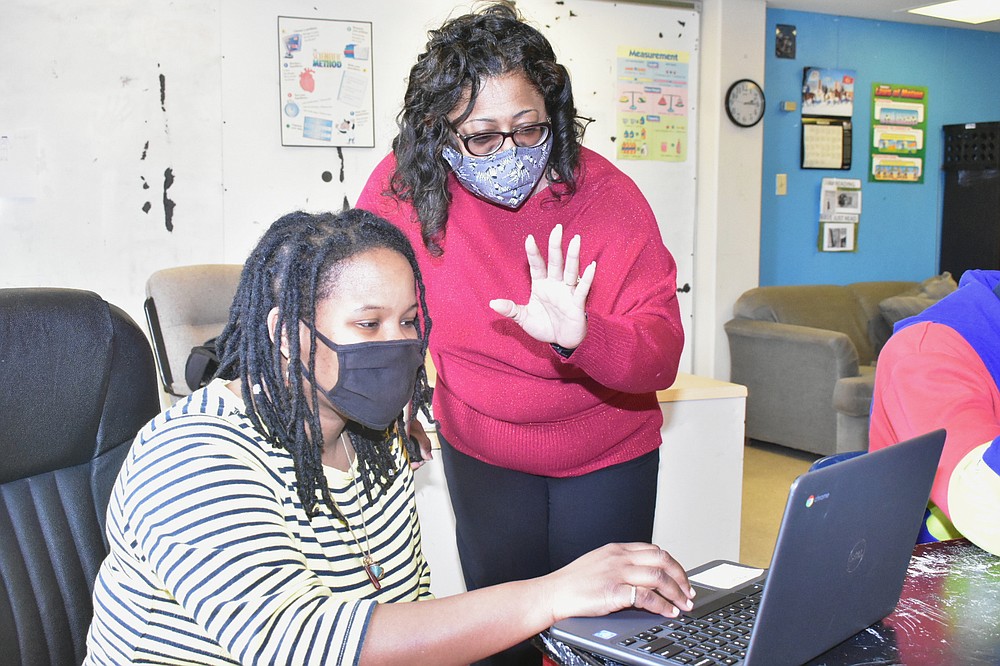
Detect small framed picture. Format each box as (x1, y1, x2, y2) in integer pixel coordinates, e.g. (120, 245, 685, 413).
(819, 222, 857, 252)
(776, 24, 796, 59)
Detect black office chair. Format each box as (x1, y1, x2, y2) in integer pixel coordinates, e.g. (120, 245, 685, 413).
(0, 288, 160, 665)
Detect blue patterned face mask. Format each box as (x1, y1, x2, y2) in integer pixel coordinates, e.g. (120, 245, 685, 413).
(442, 136, 552, 208)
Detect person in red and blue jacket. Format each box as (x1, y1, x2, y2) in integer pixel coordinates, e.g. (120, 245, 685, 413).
(870, 269, 1000, 553)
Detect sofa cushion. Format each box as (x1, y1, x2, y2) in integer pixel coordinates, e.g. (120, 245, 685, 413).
(919, 271, 959, 299)
(847, 281, 922, 361)
(733, 284, 875, 363)
(878, 272, 958, 334)
(879, 294, 937, 328)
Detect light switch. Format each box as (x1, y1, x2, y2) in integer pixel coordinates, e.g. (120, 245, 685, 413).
(776, 173, 787, 196)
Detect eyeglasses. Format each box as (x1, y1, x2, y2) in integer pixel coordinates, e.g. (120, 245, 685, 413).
(453, 121, 551, 157)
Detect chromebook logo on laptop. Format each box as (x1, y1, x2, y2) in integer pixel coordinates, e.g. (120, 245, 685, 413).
(806, 492, 830, 507)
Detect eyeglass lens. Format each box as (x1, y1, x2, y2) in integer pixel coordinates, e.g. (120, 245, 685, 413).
(463, 124, 550, 156)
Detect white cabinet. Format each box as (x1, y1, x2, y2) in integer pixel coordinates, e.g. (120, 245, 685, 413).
(414, 373, 747, 597)
(651, 374, 747, 570)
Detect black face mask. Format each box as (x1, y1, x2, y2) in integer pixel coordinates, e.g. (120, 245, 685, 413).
(310, 329, 424, 430)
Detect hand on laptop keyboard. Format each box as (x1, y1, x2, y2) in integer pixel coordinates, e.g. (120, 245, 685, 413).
(544, 542, 697, 622)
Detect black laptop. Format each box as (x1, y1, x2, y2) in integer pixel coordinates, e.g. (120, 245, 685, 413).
(549, 429, 946, 666)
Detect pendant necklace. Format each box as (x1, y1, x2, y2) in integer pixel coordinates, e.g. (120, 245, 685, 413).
(339, 432, 385, 590)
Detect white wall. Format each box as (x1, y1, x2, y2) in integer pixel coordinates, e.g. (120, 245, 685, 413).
(694, 0, 766, 379)
(0, 1, 226, 323)
(0, 0, 765, 381)
(218, 0, 453, 264)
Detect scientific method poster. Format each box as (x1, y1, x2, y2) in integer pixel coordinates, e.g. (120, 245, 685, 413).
(869, 83, 927, 183)
(616, 46, 689, 162)
(278, 16, 374, 147)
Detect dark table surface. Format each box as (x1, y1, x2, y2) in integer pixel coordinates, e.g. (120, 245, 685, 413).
(540, 538, 1000, 666)
(808, 537, 1000, 665)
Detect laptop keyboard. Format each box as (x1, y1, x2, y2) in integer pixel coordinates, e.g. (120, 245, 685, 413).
(615, 583, 763, 665)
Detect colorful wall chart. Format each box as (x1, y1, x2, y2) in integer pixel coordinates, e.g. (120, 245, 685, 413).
(278, 16, 374, 147)
(869, 83, 927, 183)
(616, 46, 689, 162)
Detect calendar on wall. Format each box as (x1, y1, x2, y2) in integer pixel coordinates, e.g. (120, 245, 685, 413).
(799, 67, 854, 170)
(801, 117, 852, 170)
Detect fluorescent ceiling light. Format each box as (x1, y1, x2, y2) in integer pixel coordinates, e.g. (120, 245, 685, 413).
(908, 0, 1000, 24)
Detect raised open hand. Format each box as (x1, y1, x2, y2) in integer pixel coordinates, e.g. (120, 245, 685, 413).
(489, 224, 596, 350)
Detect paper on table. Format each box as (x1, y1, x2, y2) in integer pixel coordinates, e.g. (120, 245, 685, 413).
(689, 563, 764, 590)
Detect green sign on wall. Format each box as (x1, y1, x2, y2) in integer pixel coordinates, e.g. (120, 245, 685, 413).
(869, 83, 928, 184)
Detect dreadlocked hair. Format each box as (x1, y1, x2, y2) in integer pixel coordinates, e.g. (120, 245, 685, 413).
(388, 0, 589, 256)
(215, 209, 434, 519)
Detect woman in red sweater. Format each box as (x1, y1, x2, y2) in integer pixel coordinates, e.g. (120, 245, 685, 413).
(357, 5, 684, 663)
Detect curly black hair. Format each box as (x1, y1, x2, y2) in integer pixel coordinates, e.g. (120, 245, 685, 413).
(388, 1, 588, 255)
(215, 209, 434, 519)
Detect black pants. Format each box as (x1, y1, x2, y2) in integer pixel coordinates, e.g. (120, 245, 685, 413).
(439, 435, 659, 666)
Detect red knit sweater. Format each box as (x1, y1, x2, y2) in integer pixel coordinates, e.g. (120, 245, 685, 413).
(357, 147, 683, 477)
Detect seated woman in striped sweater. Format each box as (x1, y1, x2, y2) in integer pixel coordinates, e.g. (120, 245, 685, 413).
(85, 208, 694, 665)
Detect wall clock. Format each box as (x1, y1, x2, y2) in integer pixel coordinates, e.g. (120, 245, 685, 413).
(725, 79, 766, 128)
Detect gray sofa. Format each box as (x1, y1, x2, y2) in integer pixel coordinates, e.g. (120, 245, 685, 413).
(725, 274, 956, 456)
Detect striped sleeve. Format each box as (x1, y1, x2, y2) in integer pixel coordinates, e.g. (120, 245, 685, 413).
(121, 413, 374, 664)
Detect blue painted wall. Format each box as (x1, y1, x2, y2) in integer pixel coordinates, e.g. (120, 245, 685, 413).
(761, 10, 1000, 285)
